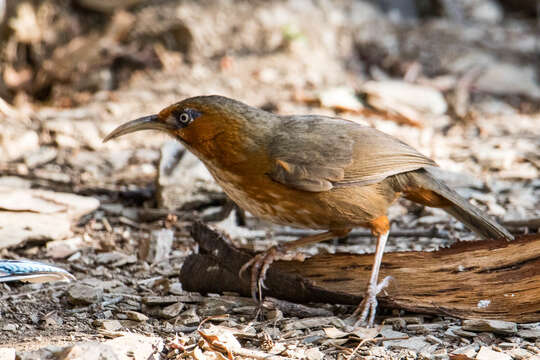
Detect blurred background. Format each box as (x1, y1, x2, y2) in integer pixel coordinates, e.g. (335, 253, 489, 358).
(0, 0, 539, 356)
(1, 0, 538, 221)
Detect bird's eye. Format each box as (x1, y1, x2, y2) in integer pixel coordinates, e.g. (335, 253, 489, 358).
(179, 112, 191, 123)
(172, 108, 200, 128)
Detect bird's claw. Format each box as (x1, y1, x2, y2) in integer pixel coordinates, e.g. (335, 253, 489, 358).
(352, 276, 393, 327)
(238, 246, 284, 303)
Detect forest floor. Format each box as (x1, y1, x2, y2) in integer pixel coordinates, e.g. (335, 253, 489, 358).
(0, 1, 539, 359)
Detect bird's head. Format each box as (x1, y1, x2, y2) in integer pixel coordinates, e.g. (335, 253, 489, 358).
(104, 95, 270, 163)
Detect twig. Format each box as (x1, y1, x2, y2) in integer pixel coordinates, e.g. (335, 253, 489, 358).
(454, 65, 484, 118)
(345, 340, 366, 360)
(118, 216, 143, 229)
(263, 297, 333, 318)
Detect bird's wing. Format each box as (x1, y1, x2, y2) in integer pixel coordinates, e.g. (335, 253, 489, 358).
(267, 116, 437, 192)
(0, 260, 75, 283)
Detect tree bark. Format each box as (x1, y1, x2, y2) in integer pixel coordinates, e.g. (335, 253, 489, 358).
(180, 222, 540, 323)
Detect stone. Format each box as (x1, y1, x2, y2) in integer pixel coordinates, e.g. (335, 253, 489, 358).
(462, 319, 517, 335)
(384, 317, 407, 330)
(56, 342, 117, 360)
(214, 211, 265, 240)
(475, 346, 511, 360)
(96, 252, 136, 266)
(517, 328, 540, 339)
(0, 187, 99, 249)
(0, 348, 15, 360)
(143, 295, 183, 305)
(98, 320, 123, 331)
(468, 0, 503, 23)
(159, 302, 185, 319)
(475, 63, 540, 99)
(176, 307, 200, 326)
(0, 212, 72, 249)
(1, 128, 39, 162)
(364, 80, 447, 115)
(0, 187, 99, 218)
(139, 229, 173, 263)
(425, 335, 443, 344)
(305, 348, 324, 360)
(157, 141, 220, 210)
(281, 316, 344, 331)
(407, 322, 446, 333)
(432, 348, 448, 360)
(362, 80, 447, 126)
(125, 311, 148, 322)
(0, 176, 32, 188)
(381, 326, 408, 347)
(508, 348, 533, 360)
(68, 284, 104, 305)
(168, 282, 183, 295)
(46, 236, 85, 258)
(105, 334, 164, 359)
(318, 87, 364, 112)
(453, 328, 478, 337)
(451, 344, 478, 358)
(2, 324, 17, 331)
(24, 147, 58, 168)
(386, 336, 430, 352)
(444, 326, 461, 339)
(425, 167, 484, 189)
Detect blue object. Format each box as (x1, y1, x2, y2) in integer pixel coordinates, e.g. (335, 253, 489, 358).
(0, 260, 75, 283)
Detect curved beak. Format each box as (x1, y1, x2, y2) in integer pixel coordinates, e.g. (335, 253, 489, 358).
(103, 114, 172, 142)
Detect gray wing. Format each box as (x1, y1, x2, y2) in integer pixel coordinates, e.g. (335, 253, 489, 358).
(268, 116, 437, 192)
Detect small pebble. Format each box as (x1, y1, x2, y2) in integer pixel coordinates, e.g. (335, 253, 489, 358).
(68, 284, 103, 305)
(159, 302, 185, 319)
(125, 311, 148, 322)
(462, 319, 517, 335)
(476, 346, 511, 360)
(2, 324, 17, 332)
(426, 334, 443, 344)
(305, 348, 324, 360)
(98, 320, 122, 331)
(451, 344, 478, 358)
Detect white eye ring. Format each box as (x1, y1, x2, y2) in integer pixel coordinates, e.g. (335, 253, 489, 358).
(179, 112, 190, 123)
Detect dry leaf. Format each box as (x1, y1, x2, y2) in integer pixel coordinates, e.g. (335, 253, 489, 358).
(198, 325, 241, 360)
(323, 327, 350, 339)
(351, 325, 381, 340)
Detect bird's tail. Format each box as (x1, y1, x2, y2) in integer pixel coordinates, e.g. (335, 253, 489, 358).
(392, 169, 514, 241)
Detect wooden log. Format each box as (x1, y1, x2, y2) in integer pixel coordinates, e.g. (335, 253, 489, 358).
(180, 222, 540, 323)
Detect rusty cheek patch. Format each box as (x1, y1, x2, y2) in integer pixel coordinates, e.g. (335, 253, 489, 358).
(404, 188, 451, 208)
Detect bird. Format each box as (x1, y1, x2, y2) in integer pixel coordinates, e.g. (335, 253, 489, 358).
(0, 259, 75, 283)
(104, 95, 513, 326)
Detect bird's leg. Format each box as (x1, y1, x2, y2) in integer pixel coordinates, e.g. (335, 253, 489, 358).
(352, 229, 391, 327)
(239, 229, 350, 302)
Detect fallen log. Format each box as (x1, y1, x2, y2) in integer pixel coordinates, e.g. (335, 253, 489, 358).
(180, 222, 540, 323)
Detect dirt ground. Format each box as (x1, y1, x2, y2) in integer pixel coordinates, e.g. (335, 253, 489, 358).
(0, 0, 539, 359)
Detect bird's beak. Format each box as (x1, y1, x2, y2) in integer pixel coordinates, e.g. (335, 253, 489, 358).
(103, 114, 172, 142)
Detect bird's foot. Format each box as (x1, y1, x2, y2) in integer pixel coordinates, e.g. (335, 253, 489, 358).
(239, 245, 306, 302)
(352, 276, 393, 327)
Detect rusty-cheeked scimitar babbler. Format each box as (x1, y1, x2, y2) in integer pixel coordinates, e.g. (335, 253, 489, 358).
(104, 95, 513, 326)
